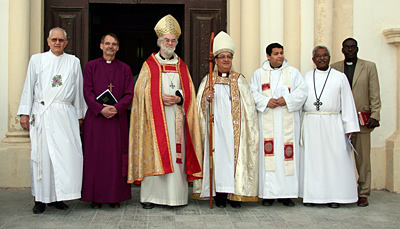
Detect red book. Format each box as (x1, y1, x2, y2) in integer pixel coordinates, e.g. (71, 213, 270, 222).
(358, 112, 380, 127)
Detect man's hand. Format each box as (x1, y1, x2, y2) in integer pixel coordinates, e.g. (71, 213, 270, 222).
(100, 104, 117, 119)
(205, 90, 214, 102)
(267, 98, 279, 108)
(366, 118, 379, 129)
(79, 119, 84, 127)
(20, 115, 30, 130)
(276, 97, 286, 106)
(267, 97, 286, 108)
(162, 94, 181, 106)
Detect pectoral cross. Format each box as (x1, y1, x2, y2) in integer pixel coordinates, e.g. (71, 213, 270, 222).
(313, 99, 323, 111)
(170, 82, 175, 89)
(108, 83, 114, 92)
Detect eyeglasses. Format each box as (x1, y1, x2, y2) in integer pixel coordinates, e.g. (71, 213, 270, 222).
(314, 53, 330, 59)
(104, 42, 118, 46)
(50, 38, 66, 43)
(216, 55, 233, 60)
(162, 38, 178, 44)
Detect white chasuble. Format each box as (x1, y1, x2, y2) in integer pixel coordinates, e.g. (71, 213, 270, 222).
(249, 59, 307, 199)
(17, 51, 86, 203)
(193, 71, 259, 202)
(299, 67, 359, 204)
(140, 53, 189, 206)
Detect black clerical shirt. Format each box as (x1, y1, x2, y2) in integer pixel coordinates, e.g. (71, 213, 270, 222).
(344, 59, 357, 89)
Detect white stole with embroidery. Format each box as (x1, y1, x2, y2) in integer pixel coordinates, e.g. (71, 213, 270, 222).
(261, 68, 294, 176)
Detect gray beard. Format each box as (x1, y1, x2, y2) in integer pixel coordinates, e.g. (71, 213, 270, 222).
(162, 47, 175, 56)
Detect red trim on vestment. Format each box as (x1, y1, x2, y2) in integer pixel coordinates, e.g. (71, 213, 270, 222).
(147, 54, 173, 174)
(178, 60, 202, 177)
(145, 53, 201, 177)
(264, 139, 274, 156)
(284, 143, 294, 160)
(162, 65, 179, 73)
(262, 83, 270, 91)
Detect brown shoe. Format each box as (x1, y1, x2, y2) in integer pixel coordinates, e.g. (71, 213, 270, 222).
(357, 197, 369, 207)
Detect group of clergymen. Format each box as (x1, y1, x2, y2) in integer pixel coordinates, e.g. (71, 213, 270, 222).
(18, 14, 381, 214)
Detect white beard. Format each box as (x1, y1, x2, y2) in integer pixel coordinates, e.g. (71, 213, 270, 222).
(160, 42, 175, 57)
(162, 47, 175, 56)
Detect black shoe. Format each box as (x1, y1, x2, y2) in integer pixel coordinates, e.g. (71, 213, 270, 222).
(303, 203, 315, 207)
(279, 198, 295, 207)
(48, 201, 69, 210)
(33, 201, 46, 214)
(215, 199, 226, 208)
(328, 203, 340, 208)
(109, 203, 120, 209)
(90, 202, 102, 209)
(214, 193, 227, 208)
(228, 200, 241, 208)
(142, 202, 155, 209)
(262, 199, 275, 206)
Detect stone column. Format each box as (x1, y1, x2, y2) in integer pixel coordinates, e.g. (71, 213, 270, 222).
(259, 0, 284, 66)
(383, 28, 400, 193)
(228, 0, 242, 72)
(314, 0, 333, 49)
(331, 0, 353, 62)
(3, 0, 31, 143)
(283, 0, 301, 70)
(240, 0, 260, 78)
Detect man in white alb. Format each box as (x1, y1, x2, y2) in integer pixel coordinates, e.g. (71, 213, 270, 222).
(250, 43, 307, 207)
(18, 27, 86, 214)
(299, 46, 359, 208)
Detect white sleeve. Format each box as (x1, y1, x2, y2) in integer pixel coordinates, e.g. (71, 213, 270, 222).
(340, 72, 360, 133)
(249, 69, 270, 113)
(17, 55, 39, 116)
(283, 67, 308, 113)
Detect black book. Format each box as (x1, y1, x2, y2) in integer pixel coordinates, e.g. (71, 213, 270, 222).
(96, 89, 118, 105)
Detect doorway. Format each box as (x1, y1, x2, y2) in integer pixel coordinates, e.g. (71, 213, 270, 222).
(89, 3, 184, 76)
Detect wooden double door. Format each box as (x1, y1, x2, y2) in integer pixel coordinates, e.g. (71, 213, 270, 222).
(45, 0, 227, 90)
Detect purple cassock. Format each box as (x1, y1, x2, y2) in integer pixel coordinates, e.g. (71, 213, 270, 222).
(81, 57, 133, 203)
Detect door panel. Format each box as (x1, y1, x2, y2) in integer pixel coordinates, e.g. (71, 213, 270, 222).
(189, 9, 222, 88)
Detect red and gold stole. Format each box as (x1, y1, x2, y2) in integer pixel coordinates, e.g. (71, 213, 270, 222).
(146, 53, 201, 179)
(261, 68, 294, 176)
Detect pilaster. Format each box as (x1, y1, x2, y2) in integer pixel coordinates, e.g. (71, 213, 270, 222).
(240, 0, 259, 79)
(383, 28, 400, 192)
(314, 0, 333, 50)
(3, 0, 31, 143)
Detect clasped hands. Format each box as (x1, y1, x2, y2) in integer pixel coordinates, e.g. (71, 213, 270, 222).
(162, 93, 181, 106)
(267, 97, 286, 108)
(101, 104, 117, 119)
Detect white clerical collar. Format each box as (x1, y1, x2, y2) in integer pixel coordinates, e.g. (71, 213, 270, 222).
(315, 67, 331, 73)
(103, 57, 115, 64)
(218, 71, 230, 77)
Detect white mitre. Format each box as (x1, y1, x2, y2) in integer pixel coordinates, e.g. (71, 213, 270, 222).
(213, 31, 235, 56)
(154, 14, 181, 39)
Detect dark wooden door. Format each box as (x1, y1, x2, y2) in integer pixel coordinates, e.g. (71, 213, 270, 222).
(44, 0, 226, 90)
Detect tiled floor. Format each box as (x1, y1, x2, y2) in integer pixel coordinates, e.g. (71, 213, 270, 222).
(1, 187, 399, 228)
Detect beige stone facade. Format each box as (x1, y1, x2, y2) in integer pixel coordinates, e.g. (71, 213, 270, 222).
(1, 0, 400, 192)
